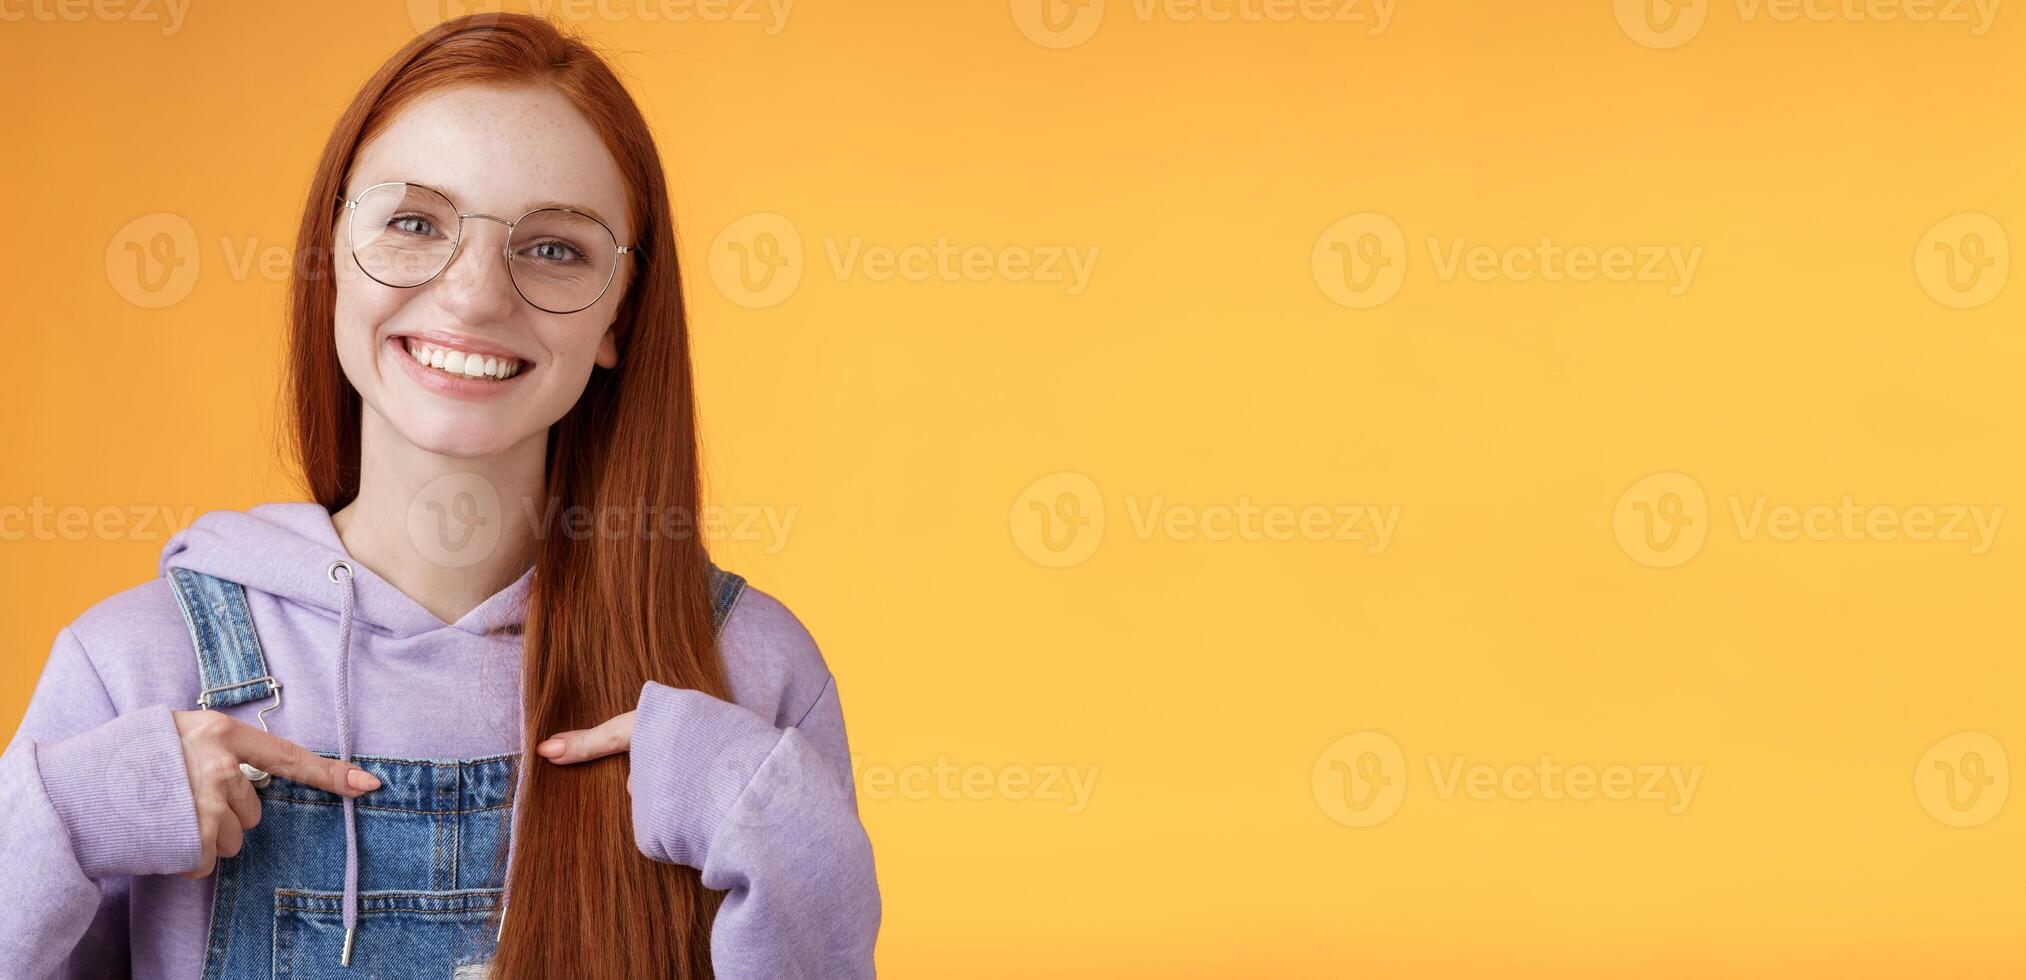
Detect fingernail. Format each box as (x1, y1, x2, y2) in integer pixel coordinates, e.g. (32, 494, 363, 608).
(538, 738, 564, 757)
(348, 769, 381, 792)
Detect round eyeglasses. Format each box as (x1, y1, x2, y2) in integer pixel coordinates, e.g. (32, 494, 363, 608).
(339, 181, 635, 315)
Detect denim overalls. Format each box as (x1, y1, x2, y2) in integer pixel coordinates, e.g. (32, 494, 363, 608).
(167, 562, 747, 978)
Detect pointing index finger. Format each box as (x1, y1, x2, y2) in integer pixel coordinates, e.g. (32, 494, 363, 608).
(223, 724, 380, 796)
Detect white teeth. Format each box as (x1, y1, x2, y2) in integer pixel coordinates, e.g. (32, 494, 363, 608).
(401, 338, 524, 381)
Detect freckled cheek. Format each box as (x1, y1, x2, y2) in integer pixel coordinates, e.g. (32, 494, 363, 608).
(332, 273, 408, 373)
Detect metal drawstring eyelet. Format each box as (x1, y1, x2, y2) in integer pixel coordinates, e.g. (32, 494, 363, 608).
(327, 559, 354, 584)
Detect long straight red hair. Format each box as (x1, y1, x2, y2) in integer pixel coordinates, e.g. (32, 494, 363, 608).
(284, 14, 727, 977)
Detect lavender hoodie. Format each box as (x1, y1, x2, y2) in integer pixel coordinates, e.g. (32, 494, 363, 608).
(0, 502, 879, 978)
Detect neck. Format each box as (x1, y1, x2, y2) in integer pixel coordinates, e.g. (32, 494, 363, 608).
(331, 408, 547, 624)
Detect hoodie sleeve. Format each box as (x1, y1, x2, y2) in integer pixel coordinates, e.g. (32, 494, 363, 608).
(629, 675, 880, 979)
(0, 627, 203, 976)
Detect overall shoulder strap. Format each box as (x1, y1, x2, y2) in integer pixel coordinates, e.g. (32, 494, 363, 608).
(166, 567, 278, 710)
(706, 563, 747, 640)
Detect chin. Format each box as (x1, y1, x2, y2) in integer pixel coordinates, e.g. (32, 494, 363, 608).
(390, 412, 534, 459)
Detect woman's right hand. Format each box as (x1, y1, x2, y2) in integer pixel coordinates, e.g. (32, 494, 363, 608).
(170, 709, 381, 878)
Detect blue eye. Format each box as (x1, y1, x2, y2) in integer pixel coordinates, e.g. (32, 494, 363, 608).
(523, 239, 589, 264)
(389, 214, 441, 238)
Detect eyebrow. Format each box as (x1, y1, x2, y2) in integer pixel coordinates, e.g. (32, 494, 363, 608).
(523, 199, 620, 229)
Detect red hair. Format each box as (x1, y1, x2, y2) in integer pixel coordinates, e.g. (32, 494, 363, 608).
(285, 14, 727, 976)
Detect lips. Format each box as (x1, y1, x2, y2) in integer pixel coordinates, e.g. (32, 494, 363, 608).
(384, 334, 533, 401)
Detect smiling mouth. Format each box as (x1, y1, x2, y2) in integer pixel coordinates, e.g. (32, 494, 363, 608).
(399, 337, 527, 381)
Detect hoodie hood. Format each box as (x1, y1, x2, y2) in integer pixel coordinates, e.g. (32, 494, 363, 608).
(160, 502, 536, 964)
(160, 502, 534, 639)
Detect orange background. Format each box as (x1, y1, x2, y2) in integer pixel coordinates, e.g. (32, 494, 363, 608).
(4, 0, 2024, 975)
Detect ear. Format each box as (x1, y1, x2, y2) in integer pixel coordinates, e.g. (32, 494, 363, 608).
(595, 326, 619, 369)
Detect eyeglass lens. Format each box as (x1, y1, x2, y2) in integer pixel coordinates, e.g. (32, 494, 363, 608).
(348, 182, 621, 313)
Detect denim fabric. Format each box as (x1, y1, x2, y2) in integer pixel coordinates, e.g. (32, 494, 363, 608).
(205, 752, 517, 978)
(168, 564, 746, 978)
(167, 567, 278, 711)
(709, 567, 747, 637)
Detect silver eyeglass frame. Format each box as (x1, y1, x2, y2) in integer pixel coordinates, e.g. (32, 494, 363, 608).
(337, 180, 636, 315)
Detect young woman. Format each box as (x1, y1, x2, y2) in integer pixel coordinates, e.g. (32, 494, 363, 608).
(0, 14, 878, 978)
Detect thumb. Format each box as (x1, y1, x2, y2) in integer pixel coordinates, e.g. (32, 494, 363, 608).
(537, 711, 636, 765)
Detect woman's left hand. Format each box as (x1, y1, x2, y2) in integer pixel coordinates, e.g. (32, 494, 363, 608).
(536, 712, 636, 764)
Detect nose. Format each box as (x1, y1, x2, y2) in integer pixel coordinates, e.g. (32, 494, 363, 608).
(433, 213, 518, 325)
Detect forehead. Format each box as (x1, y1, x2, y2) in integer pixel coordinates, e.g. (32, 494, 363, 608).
(350, 83, 630, 236)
